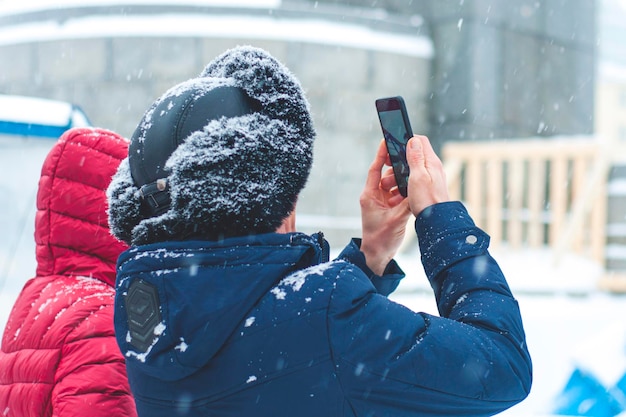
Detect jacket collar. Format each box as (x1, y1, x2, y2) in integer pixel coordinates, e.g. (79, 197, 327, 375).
(115, 231, 330, 381)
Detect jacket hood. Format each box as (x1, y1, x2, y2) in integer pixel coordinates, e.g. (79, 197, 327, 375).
(114, 232, 327, 381)
(35, 127, 129, 286)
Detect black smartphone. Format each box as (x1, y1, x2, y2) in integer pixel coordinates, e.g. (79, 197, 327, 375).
(375, 96, 413, 197)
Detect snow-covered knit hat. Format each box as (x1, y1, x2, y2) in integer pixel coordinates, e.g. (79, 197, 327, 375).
(107, 46, 315, 246)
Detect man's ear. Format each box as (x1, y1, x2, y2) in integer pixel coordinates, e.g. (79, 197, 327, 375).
(275, 202, 297, 234)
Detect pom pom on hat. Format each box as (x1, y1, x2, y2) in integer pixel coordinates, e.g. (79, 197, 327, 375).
(107, 45, 315, 245)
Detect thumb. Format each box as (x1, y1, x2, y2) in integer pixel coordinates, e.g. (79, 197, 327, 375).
(406, 136, 424, 171)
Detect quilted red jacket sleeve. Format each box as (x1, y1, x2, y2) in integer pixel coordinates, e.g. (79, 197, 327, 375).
(0, 128, 137, 417)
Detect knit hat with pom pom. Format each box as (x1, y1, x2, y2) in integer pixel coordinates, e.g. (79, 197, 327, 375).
(107, 46, 316, 246)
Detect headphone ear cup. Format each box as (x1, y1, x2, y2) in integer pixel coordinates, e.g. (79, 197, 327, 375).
(107, 158, 144, 245)
(128, 83, 262, 220)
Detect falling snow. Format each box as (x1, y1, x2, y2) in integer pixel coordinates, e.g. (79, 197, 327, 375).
(270, 262, 337, 300)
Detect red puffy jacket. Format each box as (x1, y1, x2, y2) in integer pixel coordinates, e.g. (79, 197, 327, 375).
(0, 128, 137, 416)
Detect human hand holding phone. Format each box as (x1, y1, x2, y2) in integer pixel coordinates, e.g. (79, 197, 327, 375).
(359, 140, 412, 275)
(359, 135, 449, 274)
(361, 97, 448, 274)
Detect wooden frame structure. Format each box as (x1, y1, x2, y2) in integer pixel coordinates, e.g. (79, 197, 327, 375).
(440, 137, 610, 267)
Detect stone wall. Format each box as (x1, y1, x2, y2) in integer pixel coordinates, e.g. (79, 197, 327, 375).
(0, 0, 597, 249)
(0, 5, 432, 247)
(312, 0, 596, 152)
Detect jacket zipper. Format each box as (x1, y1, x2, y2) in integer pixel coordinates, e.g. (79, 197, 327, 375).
(316, 231, 330, 263)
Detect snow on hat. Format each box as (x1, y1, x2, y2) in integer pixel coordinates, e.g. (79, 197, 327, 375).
(107, 45, 315, 245)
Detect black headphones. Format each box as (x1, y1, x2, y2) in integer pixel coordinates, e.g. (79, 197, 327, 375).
(129, 84, 262, 218)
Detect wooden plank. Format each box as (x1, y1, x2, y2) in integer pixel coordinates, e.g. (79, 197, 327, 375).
(486, 159, 503, 248)
(554, 149, 608, 265)
(441, 138, 598, 160)
(591, 177, 607, 264)
(570, 155, 589, 252)
(465, 159, 484, 228)
(549, 156, 568, 246)
(444, 158, 463, 201)
(507, 158, 525, 248)
(598, 273, 626, 293)
(527, 158, 545, 247)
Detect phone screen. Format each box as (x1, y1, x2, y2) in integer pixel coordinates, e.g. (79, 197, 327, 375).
(376, 97, 412, 197)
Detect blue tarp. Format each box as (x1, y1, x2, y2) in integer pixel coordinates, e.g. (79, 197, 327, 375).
(552, 321, 626, 417)
(0, 120, 73, 139)
(0, 95, 91, 139)
(553, 368, 626, 416)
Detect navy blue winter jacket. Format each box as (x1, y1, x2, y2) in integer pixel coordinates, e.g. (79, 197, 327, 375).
(114, 202, 532, 416)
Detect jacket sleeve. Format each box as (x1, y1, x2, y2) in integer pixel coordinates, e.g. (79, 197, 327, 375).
(336, 238, 405, 296)
(328, 201, 532, 417)
(51, 303, 137, 417)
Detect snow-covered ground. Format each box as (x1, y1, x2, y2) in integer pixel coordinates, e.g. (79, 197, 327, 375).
(391, 250, 626, 417)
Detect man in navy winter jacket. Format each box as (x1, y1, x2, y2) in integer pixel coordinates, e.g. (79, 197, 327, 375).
(107, 45, 532, 417)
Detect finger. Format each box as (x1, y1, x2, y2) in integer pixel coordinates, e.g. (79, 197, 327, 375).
(379, 138, 392, 166)
(387, 190, 409, 208)
(365, 140, 388, 190)
(380, 168, 397, 191)
(382, 167, 396, 180)
(384, 152, 392, 167)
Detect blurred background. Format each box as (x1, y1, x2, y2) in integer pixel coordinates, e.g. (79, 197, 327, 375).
(0, 0, 604, 246)
(2, 1, 626, 415)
